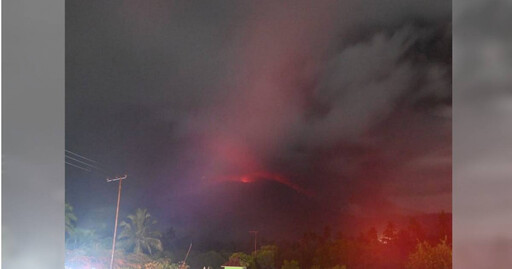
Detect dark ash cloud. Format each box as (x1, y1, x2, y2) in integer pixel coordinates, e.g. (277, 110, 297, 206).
(66, 0, 451, 243)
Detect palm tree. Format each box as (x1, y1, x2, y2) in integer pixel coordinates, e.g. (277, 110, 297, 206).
(118, 208, 163, 255)
(67, 228, 99, 249)
(65, 203, 77, 237)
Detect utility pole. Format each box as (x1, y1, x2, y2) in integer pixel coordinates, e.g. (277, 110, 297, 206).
(107, 175, 127, 269)
(179, 243, 192, 269)
(249, 231, 258, 254)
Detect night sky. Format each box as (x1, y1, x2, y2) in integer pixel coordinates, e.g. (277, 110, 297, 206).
(66, 0, 451, 246)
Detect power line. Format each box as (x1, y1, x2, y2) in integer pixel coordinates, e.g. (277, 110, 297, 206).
(65, 155, 101, 170)
(65, 158, 109, 175)
(65, 149, 98, 163)
(65, 162, 91, 172)
(65, 150, 129, 269)
(65, 149, 116, 176)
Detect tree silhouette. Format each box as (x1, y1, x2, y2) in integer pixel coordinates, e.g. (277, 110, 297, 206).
(437, 211, 451, 244)
(382, 222, 397, 244)
(256, 245, 278, 269)
(408, 217, 425, 241)
(65, 203, 77, 237)
(406, 239, 452, 269)
(118, 208, 163, 255)
(281, 260, 300, 269)
(162, 226, 177, 251)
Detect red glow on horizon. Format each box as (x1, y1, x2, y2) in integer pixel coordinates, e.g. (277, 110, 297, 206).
(221, 171, 315, 197)
(240, 176, 253, 183)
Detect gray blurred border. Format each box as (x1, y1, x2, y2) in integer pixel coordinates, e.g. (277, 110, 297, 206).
(2, 0, 64, 268)
(453, 0, 512, 267)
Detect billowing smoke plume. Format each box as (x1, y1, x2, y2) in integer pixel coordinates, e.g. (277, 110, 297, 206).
(66, 0, 451, 244)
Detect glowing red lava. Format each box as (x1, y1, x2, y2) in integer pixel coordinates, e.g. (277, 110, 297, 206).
(240, 176, 253, 183)
(232, 172, 314, 197)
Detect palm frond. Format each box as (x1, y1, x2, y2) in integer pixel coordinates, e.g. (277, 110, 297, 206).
(117, 208, 163, 255)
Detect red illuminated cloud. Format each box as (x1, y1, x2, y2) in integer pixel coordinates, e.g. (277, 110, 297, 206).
(216, 171, 314, 197)
(194, 1, 333, 200)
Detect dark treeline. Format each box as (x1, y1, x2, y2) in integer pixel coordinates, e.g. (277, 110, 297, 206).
(65, 205, 451, 269)
(218, 212, 451, 269)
